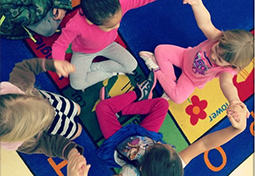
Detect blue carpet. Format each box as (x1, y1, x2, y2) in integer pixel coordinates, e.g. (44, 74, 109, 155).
(18, 130, 113, 176)
(0, 38, 59, 93)
(1, 0, 254, 175)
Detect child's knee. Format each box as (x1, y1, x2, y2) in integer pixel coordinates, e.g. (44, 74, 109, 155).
(125, 59, 138, 73)
(70, 80, 85, 90)
(74, 103, 81, 115)
(71, 123, 82, 140)
(157, 98, 169, 111)
(155, 45, 164, 54)
(95, 101, 106, 113)
(171, 97, 186, 104)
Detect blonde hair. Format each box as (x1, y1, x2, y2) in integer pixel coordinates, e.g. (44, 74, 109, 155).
(218, 29, 254, 70)
(0, 93, 54, 143)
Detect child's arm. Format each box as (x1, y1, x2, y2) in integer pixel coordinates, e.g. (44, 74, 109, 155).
(52, 21, 78, 61)
(219, 72, 240, 104)
(67, 150, 91, 176)
(183, 0, 221, 40)
(18, 132, 83, 160)
(9, 58, 75, 91)
(179, 103, 247, 165)
(219, 72, 250, 118)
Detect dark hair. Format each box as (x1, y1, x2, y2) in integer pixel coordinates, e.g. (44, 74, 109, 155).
(140, 143, 184, 176)
(80, 0, 121, 25)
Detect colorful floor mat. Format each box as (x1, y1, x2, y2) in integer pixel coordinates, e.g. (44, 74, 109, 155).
(1, 0, 254, 175)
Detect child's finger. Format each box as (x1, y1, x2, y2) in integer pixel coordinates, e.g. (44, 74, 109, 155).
(53, 9, 60, 20)
(80, 164, 91, 176)
(227, 114, 238, 128)
(246, 111, 250, 118)
(53, 8, 57, 15)
(63, 63, 75, 73)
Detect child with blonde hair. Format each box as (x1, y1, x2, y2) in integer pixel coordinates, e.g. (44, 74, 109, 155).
(139, 0, 253, 116)
(52, 0, 156, 91)
(0, 58, 86, 173)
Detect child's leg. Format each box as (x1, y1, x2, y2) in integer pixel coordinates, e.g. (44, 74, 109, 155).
(121, 98, 169, 133)
(154, 45, 195, 103)
(26, 9, 61, 37)
(96, 91, 138, 139)
(154, 44, 185, 81)
(90, 42, 137, 74)
(96, 91, 168, 138)
(70, 52, 114, 90)
(158, 72, 196, 104)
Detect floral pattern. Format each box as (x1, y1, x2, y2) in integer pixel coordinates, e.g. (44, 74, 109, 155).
(186, 95, 208, 125)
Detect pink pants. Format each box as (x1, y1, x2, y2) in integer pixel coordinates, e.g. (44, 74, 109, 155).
(154, 44, 196, 104)
(96, 91, 169, 139)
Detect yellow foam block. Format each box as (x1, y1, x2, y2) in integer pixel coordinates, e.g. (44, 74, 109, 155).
(168, 78, 228, 143)
(92, 75, 134, 111)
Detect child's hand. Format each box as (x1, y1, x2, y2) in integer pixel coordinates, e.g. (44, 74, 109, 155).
(67, 154, 91, 176)
(54, 60, 75, 78)
(227, 101, 250, 120)
(53, 8, 66, 20)
(227, 103, 247, 132)
(183, 0, 199, 5)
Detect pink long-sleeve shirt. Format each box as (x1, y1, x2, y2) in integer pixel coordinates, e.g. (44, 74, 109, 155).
(52, 0, 156, 60)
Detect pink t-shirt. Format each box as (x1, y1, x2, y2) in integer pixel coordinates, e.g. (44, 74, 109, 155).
(52, 0, 156, 60)
(183, 39, 237, 88)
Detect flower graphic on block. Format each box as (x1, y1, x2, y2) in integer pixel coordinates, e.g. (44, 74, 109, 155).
(185, 95, 208, 125)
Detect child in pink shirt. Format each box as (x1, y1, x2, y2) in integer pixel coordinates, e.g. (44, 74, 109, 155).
(52, 0, 155, 91)
(139, 0, 253, 119)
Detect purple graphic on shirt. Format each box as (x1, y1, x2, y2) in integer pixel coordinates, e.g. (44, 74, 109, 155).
(192, 51, 211, 75)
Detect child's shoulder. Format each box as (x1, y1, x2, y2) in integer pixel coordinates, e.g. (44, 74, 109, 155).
(66, 11, 87, 28)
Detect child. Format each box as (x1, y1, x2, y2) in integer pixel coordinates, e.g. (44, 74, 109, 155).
(0, 58, 85, 173)
(52, 0, 156, 91)
(96, 89, 248, 176)
(0, 0, 72, 40)
(139, 0, 254, 110)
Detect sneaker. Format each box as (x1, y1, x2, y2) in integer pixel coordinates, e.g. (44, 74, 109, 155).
(99, 87, 111, 101)
(139, 51, 159, 70)
(138, 71, 157, 101)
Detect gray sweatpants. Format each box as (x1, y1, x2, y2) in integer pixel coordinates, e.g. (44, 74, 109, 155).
(70, 42, 138, 90)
